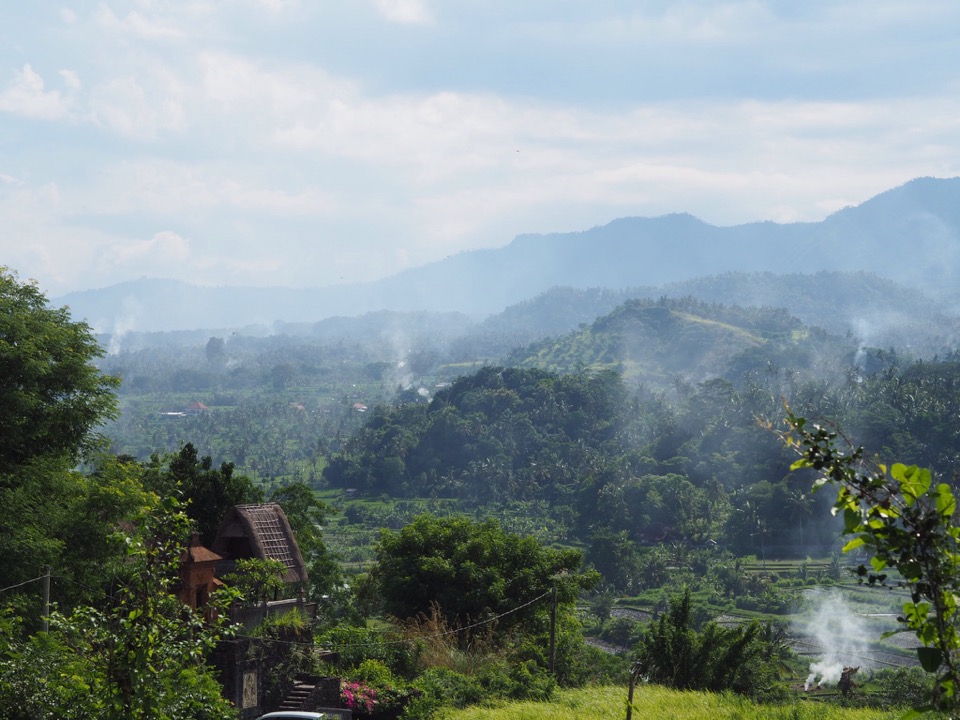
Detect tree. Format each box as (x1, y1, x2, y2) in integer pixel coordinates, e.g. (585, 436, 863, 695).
(0, 268, 118, 477)
(269, 481, 343, 598)
(0, 270, 128, 613)
(633, 588, 782, 700)
(585, 529, 640, 591)
(0, 497, 239, 719)
(143, 443, 262, 546)
(223, 557, 286, 606)
(782, 410, 960, 713)
(7, 455, 156, 611)
(205, 336, 225, 365)
(370, 514, 597, 638)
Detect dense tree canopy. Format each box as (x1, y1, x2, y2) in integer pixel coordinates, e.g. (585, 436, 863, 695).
(324, 366, 630, 503)
(369, 514, 597, 636)
(0, 272, 133, 616)
(0, 498, 239, 719)
(0, 268, 118, 476)
(142, 442, 263, 546)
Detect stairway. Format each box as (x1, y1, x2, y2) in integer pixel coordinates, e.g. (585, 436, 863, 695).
(277, 679, 316, 710)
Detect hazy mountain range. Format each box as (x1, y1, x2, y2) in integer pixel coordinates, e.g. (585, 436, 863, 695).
(56, 177, 960, 345)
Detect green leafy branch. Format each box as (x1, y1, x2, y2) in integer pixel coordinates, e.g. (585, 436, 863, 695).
(781, 409, 960, 714)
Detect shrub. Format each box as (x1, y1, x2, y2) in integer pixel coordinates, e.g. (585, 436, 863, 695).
(476, 659, 555, 701)
(872, 667, 934, 708)
(634, 588, 784, 701)
(409, 667, 483, 709)
(353, 658, 397, 687)
(599, 617, 641, 648)
(317, 625, 419, 678)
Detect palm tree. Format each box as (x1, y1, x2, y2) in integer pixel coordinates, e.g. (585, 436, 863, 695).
(785, 488, 812, 548)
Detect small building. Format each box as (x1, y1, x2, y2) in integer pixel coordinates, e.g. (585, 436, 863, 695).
(178, 532, 224, 611)
(186, 400, 209, 415)
(212, 503, 309, 587)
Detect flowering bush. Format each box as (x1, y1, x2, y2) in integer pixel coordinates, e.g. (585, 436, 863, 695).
(341, 680, 378, 713)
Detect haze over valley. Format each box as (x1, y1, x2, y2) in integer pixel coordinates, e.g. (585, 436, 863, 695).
(7, 2, 960, 716)
(58, 177, 960, 358)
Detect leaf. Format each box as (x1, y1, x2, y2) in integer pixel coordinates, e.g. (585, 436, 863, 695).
(843, 507, 862, 533)
(842, 536, 866, 553)
(917, 646, 942, 673)
(899, 560, 923, 582)
(937, 483, 956, 518)
(895, 464, 931, 507)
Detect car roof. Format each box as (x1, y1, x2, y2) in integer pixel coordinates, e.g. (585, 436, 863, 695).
(256, 713, 326, 720)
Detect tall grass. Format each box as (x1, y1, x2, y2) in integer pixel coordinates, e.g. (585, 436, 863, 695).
(437, 684, 902, 720)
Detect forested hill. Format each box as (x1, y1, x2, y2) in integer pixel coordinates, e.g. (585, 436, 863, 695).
(465, 271, 959, 361)
(325, 366, 631, 505)
(506, 297, 856, 389)
(322, 361, 831, 555)
(323, 349, 960, 561)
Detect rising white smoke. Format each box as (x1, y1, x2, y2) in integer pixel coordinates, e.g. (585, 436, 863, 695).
(796, 588, 870, 690)
(105, 296, 143, 355)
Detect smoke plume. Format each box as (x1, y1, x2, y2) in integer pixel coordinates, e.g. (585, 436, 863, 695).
(796, 588, 870, 690)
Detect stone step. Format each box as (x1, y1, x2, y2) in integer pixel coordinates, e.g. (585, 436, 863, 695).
(278, 682, 318, 710)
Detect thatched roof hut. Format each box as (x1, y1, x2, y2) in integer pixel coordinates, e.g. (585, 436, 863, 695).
(212, 503, 308, 585)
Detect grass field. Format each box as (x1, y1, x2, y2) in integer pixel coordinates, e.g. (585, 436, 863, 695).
(437, 684, 904, 720)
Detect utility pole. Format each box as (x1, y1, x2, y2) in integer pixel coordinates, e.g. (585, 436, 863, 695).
(42, 565, 51, 633)
(626, 661, 642, 720)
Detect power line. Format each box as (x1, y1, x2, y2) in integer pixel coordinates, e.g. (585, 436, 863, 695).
(237, 589, 554, 651)
(0, 575, 48, 594)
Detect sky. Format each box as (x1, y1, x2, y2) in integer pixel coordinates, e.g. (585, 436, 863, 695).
(2, 1, 960, 296)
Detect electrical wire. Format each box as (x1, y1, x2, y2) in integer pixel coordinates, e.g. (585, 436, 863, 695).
(0, 574, 48, 594)
(236, 588, 554, 651)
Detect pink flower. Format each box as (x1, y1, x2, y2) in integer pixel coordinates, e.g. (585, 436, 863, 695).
(341, 680, 377, 712)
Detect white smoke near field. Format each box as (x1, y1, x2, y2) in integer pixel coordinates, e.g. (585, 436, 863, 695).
(851, 317, 875, 370)
(383, 325, 414, 390)
(796, 588, 870, 690)
(105, 296, 142, 355)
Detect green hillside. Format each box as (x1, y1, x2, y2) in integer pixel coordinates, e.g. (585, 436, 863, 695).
(507, 297, 854, 388)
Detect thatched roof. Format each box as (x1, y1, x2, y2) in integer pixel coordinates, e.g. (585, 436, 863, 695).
(212, 503, 308, 585)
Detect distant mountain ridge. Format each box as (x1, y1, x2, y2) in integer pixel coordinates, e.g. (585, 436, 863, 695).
(55, 176, 960, 334)
(463, 271, 960, 360)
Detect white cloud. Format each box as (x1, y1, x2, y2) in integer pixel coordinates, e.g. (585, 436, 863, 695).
(58, 69, 82, 91)
(0, 64, 71, 120)
(94, 4, 189, 40)
(109, 230, 192, 267)
(375, 0, 434, 26)
(252, 0, 300, 10)
(3, 2, 960, 296)
(88, 74, 185, 139)
(91, 159, 338, 216)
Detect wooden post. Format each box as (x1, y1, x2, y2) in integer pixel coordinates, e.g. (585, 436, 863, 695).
(626, 671, 635, 720)
(548, 585, 557, 675)
(42, 565, 51, 633)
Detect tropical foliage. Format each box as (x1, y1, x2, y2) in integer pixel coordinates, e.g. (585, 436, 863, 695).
(783, 410, 960, 713)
